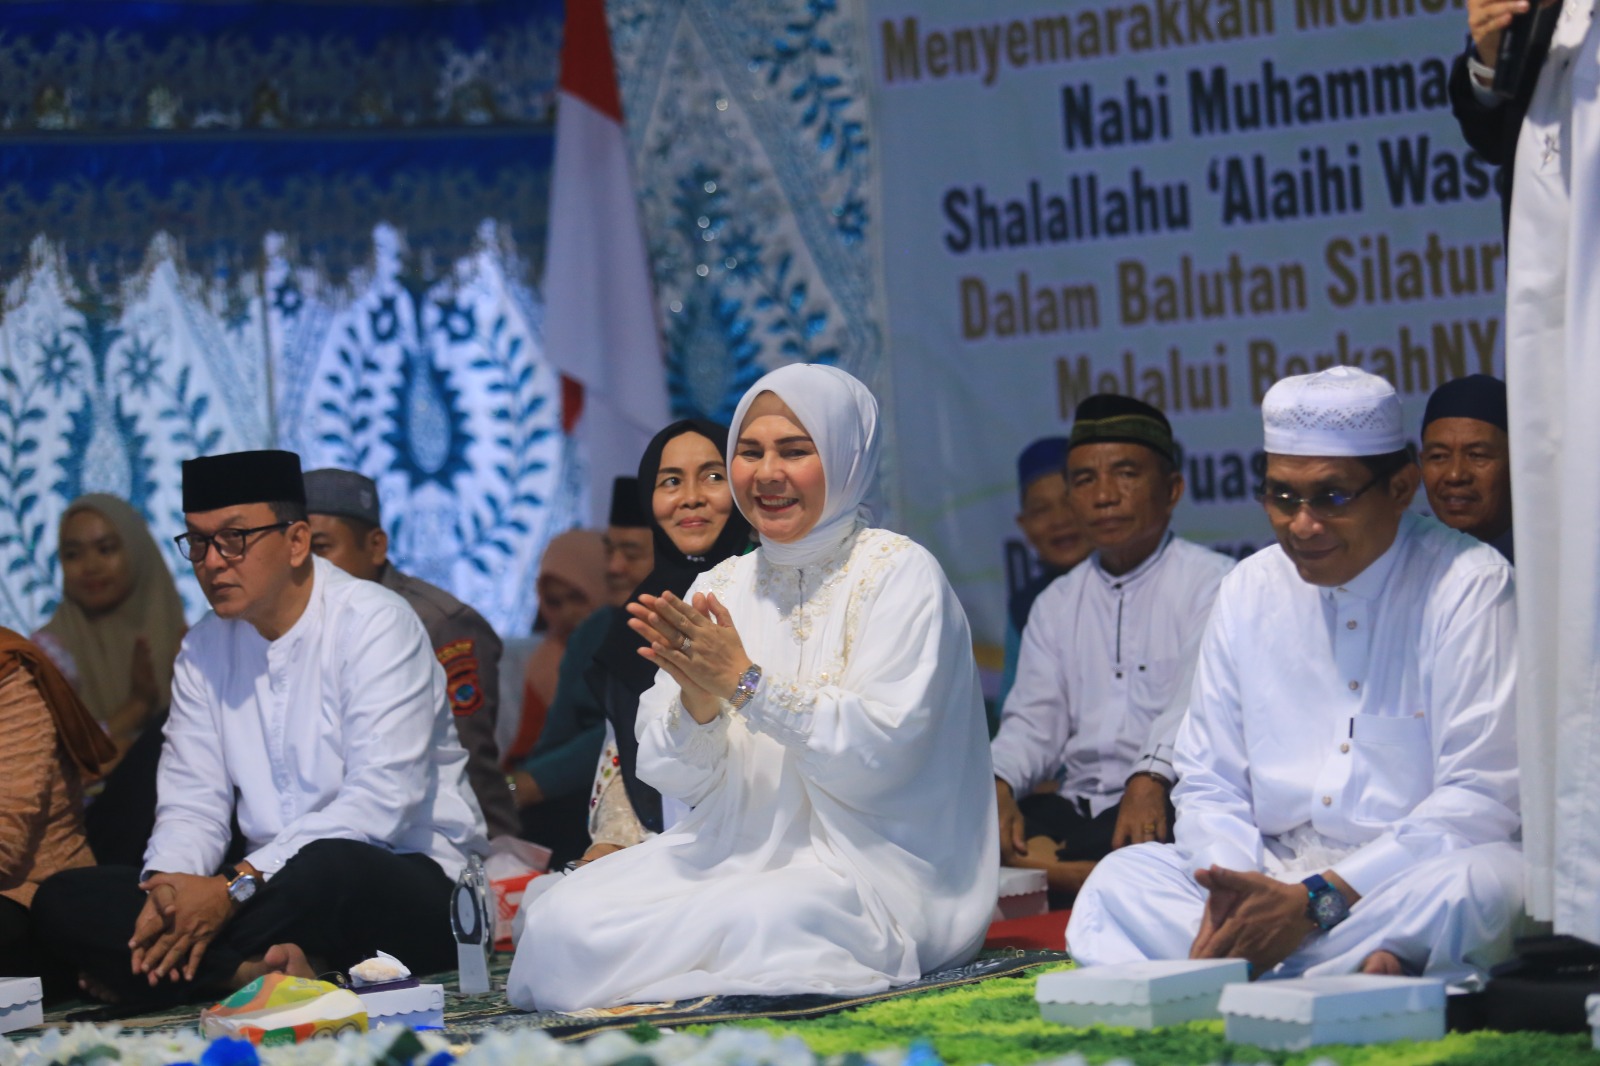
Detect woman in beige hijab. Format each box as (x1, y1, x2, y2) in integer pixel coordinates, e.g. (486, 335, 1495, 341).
(36, 494, 186, 742)
(34, 494, 186, 864)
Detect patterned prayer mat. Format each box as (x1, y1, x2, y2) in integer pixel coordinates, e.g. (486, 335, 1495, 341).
(27, 949, 1069, 1042)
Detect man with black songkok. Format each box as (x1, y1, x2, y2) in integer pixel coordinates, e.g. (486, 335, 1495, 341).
(602, 476, 655, 606)
(509, 477, 651, 864)
(34, 450, 486, 1004)
(1420, 374, 1514, 562)
(303, 467, 517, 839)
(990, 396, 1233, 904)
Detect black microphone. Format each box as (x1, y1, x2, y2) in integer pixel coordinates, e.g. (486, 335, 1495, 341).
(1493, 0, 1562, 101)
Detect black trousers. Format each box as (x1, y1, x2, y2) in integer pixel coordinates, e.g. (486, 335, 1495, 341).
(0, 895, 30, 975)
(32, 839, 455, 1006)
(1018, 792, 1121, 863)
(84, 719, 166, 867)
(0, 894, 78, 1001)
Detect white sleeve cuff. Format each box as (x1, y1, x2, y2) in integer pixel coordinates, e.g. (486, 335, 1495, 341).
(1130, 748, 1176, 784)
(1467, 53, 1501, 105)
(243, 845, 291, 880)
(663, 698, 730, 769)
(1330, 836, 1410, 899)
(737, 675, 818, 748)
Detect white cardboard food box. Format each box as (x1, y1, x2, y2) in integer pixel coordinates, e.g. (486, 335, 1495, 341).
(356, 983, 446, 1031)
(1219, 974, 1446, 1050)
(1036, 959, 1249, 1028)
(992, 866, 1049, 922)
(0, 977, 42, 1034)
(1585, 992, 1600, 1050)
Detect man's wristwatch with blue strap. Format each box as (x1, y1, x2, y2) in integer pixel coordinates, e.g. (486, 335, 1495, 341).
(1302, 873, 1351, 932)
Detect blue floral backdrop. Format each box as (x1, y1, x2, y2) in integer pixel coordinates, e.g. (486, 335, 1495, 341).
(0, 0, 889, 637)
(0, 0, 566, 635)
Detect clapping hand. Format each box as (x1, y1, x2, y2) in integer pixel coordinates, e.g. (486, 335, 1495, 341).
(627, 591, 753, 723)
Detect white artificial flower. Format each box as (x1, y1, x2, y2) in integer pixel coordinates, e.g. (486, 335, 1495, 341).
(579, 1030, 648, 1066)
(460, 1028, 574, 1066)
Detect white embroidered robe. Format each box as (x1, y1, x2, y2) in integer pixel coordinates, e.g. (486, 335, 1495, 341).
(507, 526, 998, 1011)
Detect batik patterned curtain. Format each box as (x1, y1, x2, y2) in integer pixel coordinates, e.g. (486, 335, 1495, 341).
(0, 0, 566, 635)
(608, 0, 887, 427)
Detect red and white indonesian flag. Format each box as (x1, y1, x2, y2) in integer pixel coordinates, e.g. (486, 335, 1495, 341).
(543, 0, 669, 514)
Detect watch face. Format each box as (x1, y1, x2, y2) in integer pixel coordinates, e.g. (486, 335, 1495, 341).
(1313, 889, 1348, 928)
(230, 875, 258, 903)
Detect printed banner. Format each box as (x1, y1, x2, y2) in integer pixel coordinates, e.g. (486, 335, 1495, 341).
(867, 0, 1501, 657)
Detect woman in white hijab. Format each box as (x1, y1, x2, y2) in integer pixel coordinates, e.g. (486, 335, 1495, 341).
(508, 364, 997, 1011)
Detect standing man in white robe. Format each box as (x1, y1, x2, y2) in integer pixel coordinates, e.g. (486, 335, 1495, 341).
(991, 395, 1233, 903)
(1067, 368, 1522, 984)
(1503, 0, 1600, 945)
(508, 364, 997, 1012)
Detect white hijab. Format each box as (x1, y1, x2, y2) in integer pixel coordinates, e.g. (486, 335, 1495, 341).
(728, 364, 880, 569)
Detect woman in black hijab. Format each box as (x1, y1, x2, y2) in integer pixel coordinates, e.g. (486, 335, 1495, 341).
(582, 419, 752, 853)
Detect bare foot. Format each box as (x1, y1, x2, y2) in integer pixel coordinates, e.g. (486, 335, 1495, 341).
(263, 943, 317, 978)
(77, 972, 122, 1004)
(1041, 860, 1098, 899)
(1361, 949, 1405, 975)
(229, 943, 318, 991)
(1010, 835, 1058, 871)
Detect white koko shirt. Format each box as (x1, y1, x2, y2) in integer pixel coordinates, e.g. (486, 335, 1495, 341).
(143, 557, 487, 881)
(1173, 512, 1520, 896)
(990, 534, 1233, 815)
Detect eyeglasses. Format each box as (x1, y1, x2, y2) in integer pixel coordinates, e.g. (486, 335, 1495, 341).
(1259, 472, 1385, 520)
(173, 522, 291, 562)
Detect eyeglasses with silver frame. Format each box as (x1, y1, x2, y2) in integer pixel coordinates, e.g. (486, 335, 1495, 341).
(1258, 471, 1386, 521)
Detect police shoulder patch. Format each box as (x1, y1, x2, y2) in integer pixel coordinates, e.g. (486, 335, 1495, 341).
(437, 638, 483, 716)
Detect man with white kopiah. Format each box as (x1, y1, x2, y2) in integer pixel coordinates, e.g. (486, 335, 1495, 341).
(1065, 367, 1522, 983)
(990, 396, 1233, 903)
(507, 364, 997, 1011)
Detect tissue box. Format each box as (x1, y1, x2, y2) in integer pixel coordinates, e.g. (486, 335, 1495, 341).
(358, 983, 446, 1031)
(994, 867, 1049, 921)
(1220, 975, 1446, 1050)
(0, 977, 42, 1034)
(1036, 959, 1248, 1028)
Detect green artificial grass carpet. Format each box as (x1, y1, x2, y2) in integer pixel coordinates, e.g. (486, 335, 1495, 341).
(700, 963, 1597, 1066)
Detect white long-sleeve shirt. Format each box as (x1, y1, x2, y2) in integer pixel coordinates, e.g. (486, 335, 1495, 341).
(990, 534, 1233, 814)
(1173, 512, 1519, 897)
(143, 557, 487, 881)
